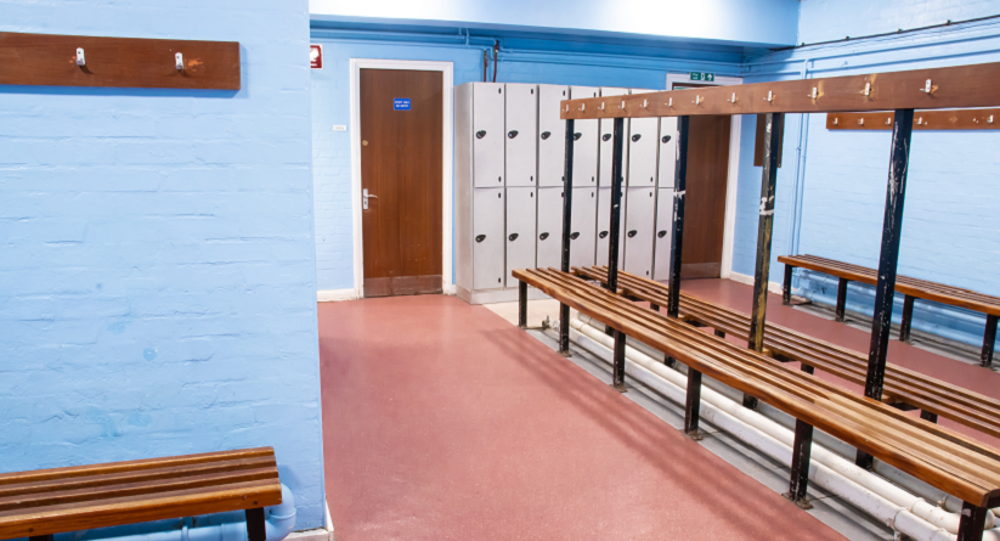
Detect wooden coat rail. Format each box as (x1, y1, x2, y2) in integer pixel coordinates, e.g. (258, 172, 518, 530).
(828, 109, 1000, 130)
(559, 62, 1000, 119)
(0, 32, 241, 90)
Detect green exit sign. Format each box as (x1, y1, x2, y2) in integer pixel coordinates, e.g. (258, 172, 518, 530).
(689, 72, 716, 82)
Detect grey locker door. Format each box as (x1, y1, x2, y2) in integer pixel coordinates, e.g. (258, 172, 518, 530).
(626, 89, 658, 187)
(536, 187, 563, 269)
(505, 84, 538, 187)
(506, 187, 537, 284)
(623, 187, 656, 278)
(474, 188, 505, 289)
(570, 187, 597, 268)
(657, 117, 678, 189)
(473, 83, 505, 188)
(569, 86, 599, 187)
(598, 87, 630, 187)
(538, 85, 568, 187)
(595, 187, 625, 268)
(653, 188, 674, 281)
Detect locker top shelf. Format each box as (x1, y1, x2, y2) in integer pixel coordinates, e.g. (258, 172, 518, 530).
(559, 61, 1000, 119)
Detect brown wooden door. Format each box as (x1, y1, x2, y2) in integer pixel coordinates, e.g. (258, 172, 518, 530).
(682, 114, 731, 278)
(360, 69, 443, 297)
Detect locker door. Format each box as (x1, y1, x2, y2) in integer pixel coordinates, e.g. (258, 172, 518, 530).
(626, 89, 658, 187)
(657, 117, 678, 189)
(569, 86, 599, 187)
(653, 188, 674, 281)
(473, 83, 505, 188)
(570, 187, 598, 268)
(538, 85, 568, 187)
(473, 188, 505, 289)
(598, 87, 629, 187)
(506, 187, 537, 283)
(595, 187, 625, 268)
(623, 187, 656, 278)
(505, 84, 538, 187)
(536, 187, 563, 269)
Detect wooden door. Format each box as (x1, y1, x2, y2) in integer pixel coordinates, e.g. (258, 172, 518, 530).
(682, 114, 730, 278)
(360, 69, 443, 297)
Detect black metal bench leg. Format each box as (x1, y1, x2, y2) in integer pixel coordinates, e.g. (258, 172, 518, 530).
(650, 303, 660, 312)
(899, 294, 914, 342)
(246, 507, 266, 541)
(684, 368, 703, 439)
(835, 278, 849, 322)
(957, 501, 988, 541)
(518, 280, 528, 329)
(29, 535, 54, 541)
(800, 363, 815, 375)
(559, 302, 571, 357)
(782, 264, 793, 305)
(714, 329, 726, 339)
(612, 329, 627, 392)
(784, 419, 814, 509)
(920, 409, 938, 423)
(982, 314, 997, 368)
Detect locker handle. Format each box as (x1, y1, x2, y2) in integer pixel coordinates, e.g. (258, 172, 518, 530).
(508, 233, 519, 242)
(573, 132, 582, 141)
(631, 134, 641, 143)
(570, 232, 580, 240)
(627, 230, 638, 238)
(508, 130, 519, 139)
(476, 130, 487, 139)
(476, 234, 486, 243)
(539, 232, 550, 240)
(602, 133, 612, 142)
(599, 231, 609, 239)
(658, 230, 668, 238)
(661, 135, 672, 144)
(540, 131, 551, 140)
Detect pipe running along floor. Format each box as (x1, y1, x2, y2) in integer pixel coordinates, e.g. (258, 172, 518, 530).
(319, 294, 847, 540)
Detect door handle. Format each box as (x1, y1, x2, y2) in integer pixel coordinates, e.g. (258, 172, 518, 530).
(508, 130, 519, 139)
(627, 230, 637, 238)
(570, 232, 580, 240)
(661, 135, 672, 144)
(540, 131, 551, 140)
(573, 132, 582, 141)
(602, 133, 612, 142)
(658, 230, 668, 238)
(631, 134, 641, 142)
(362, 188, 378, 210)
(599, 231, 609, 239)
(539, 232, 549, 240)
(508, 233, 519, 242)
(476, 130, 487, 139)
(476, 234, 486, 243)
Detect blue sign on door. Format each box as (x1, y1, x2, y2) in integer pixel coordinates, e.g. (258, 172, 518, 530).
(393, 98, 411, 111)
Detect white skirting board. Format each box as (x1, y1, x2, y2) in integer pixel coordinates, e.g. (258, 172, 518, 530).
(317, 289, 359, 303)
(727, 271, 783, 295)
(287, 528, 334, 541)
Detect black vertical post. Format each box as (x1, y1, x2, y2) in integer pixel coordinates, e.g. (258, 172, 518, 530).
(782, 264, 793, 305)
(801, 363, 815, 375)
(982, 314, 997, 368)
(518, 280, 528, 329)
(920, 410, 938, 423)
(858, 108, 914, 470)
(246, 508, 267, 541)
(785, 419, 814, 508)
(29, 536, 55, 541)
(559, 119, 576, 356)
(612, 328, 627, 392)
(956, 501, 988, 541)
(607, 117, 625, 294)
(899, 295, 915, 342)
(667, 116, 690, 319)
(746, 112, 784, 410)
(684, 367, 703, 438)
(835, 278, 849, 322)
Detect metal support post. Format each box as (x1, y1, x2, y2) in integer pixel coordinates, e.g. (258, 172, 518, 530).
(858, 108, 914, 470)
(667, 116, 690, 319)
(684, 367, 703, 439)
(559, 119, 576, 356)
(920, 410, 938, 423)
(982, 314, 998, 368)
(612, 329, 627, 392)
(801, 363, 815, 375)
(607, 117, 625, 295)
(714, 329, 726, 339)
(246, 508, 267, 541)
(782, 264, 793, 305)
(835, 278, 849, 322)
(518, 280, 527, 329)
(784, 419, 814, 509)
(899, 295, 915, 342)
(957, 501, 988, 541)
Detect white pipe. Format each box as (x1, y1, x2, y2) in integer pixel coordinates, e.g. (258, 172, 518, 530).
(568, 318, 1000, 541)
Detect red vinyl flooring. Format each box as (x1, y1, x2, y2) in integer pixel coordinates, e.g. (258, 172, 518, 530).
(318, 293, 848, 541)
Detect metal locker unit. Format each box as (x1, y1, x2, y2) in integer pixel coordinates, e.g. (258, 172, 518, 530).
(537, 85, 568, 187)
(623, 187, 656, 278)
(598, 87, 630, 187)
(626, 89, 659, 187)
(596, 187, 625, 268)
(658, 117, 679, 189)
(505, 84, 538, 187)
(472, 83, 505, 188)
(653, 188, 674, 281)
(570, 187, 598, 268)
(569, 86, 599, 187)
(536, 187, 563, 269)
(473, 188, 505, 290)
(506, 187, 537, 284)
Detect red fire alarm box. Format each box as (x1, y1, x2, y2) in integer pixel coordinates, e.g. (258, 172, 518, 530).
(310, 44, 322, 69)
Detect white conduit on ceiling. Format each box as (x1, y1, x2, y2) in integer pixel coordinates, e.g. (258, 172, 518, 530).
(566, 316, 1000, 541)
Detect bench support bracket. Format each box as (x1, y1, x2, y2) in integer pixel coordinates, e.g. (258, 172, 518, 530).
(784, 419, 814, 509)
(899, 294, 915, 342)
(957, 502, 988, 541)
(518, 280, 528, 329)
(982, 314, 997, 368)
(612, 329, 627, 392)
(667, 116, 690, 319)
(782, 264, 793, 305)
(684, 368, 703, 438)
(558, 118, 576, 355)
(835, 278, 849, 322)
(246, 507, 266, 541)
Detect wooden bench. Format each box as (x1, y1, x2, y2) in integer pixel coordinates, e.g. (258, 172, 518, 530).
(0, 447, 282, 540)
(514, 267, 1000, 540)
(574, 265, 1000, 442)
(778, 254, 1000, 367)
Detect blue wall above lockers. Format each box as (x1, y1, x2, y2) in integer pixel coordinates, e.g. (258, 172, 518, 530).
(1, 0, 326, 532)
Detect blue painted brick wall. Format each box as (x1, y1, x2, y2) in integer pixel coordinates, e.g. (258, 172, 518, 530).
(0, 0, 325, 532)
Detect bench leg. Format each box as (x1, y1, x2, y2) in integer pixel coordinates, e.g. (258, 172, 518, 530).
(855, 449, 874, 470)
(29, 536, 54, 541)
(246, 507, 266, 541)
(782, 264, 793, 305)
(920, 410, 938, 423)
(714, 329, 726, 339)
(742, 394, 758, 410)
(664, 355, 676, 368)
(518, 280, 528, 329)
(784, 419, 814, 509)
(957, 501, 988, 541)
(684, 368, 703, 439)
(835, 278, 849, 322)
(982, 314, 998, 368)
(650, 303, 659, 312)
(612, 330, 627, 393)
(800, 363, 815, 375)
(559, 302, 571, 357)
(899, 294, 914, 342)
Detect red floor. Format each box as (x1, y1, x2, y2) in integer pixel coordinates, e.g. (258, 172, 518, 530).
(319, 295, 846, 541)
(681, 279, 1000, 449)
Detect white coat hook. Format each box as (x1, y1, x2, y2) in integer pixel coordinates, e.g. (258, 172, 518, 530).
(862, 82, 872, 97)
(885, 117, 891, 125)
(989, 115, 995, 124)
(642, 99, 648, 108)
(917, 117, 924, 125)
(667, 97, 673, 107)
(620, 100, 625, 109)
(175, 52, 184, 71)
(808, 87, 818, 100)
(581, 103, 586, 111)
(599, 102, 605, 111)
(564, 104, 569, 112)
(693, 95, 703, 105)
(727, 92, 737, 103)
(858, 118, 864, 126)
(919, 79, 933, 93)
(764, 90, 773, 103)
(833, 117, 838, 125)
(75, 47, 86, 66)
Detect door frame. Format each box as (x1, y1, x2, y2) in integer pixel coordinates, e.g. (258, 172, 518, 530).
(665, 73, 743, 280)
(350, 59, 454, 297)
